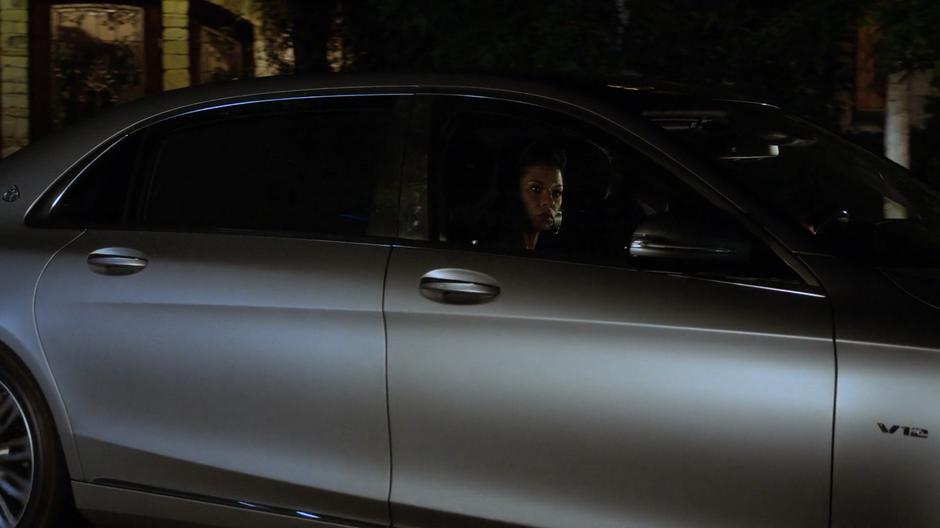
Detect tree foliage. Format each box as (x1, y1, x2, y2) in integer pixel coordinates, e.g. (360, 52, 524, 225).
(254, 0, 878, 125)
(254, 0, 336, 73)
(623, 0, 865, 124)
(867, 0, 940, 76)
(258, 0, 624, 74)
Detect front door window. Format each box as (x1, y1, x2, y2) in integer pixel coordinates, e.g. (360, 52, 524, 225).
(427, 96, 802, 284)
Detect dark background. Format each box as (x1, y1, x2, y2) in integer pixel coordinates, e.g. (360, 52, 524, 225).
(5, 0, 940, 186)
(252, 0, 940, 186)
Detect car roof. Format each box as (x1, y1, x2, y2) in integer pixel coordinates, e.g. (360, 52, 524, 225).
(20, 71, 779, 145)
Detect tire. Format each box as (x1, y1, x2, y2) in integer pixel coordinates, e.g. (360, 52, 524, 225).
(0, 351, 70, 527)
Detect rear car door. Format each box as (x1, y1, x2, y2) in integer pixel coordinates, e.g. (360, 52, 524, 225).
(384, 94, 835, 527)
(32, 94, 409, 525)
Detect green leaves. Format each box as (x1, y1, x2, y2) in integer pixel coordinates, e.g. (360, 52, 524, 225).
(869, 0, 940, 74)
(249, 0, 940, 127)
(255, 0, 623, 74)
(621, 0, 864, 125)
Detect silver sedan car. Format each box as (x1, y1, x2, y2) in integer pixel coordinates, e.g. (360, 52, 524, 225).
(0, 75, 938, 528)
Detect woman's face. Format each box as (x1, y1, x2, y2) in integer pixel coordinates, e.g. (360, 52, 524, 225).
(519, 163, 564, 233)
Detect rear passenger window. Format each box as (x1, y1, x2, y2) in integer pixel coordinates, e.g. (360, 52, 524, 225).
(44, 95, 402, 238)
(43, 132, 143, 227)
(143, 97, 397, 236)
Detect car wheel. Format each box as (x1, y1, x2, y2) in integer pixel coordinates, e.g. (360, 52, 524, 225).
(0, 352, 69, 527)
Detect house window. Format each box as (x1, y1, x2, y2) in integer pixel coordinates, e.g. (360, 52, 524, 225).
(189, 0, 253, 85)
(198, 25, 244, 82)
(29, 0, 162, 140)
(49, 4, 146, 130)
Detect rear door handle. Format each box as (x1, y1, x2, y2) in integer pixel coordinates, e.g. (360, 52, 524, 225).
(420, 268, 501, 304)
(87, 247, 149, 276)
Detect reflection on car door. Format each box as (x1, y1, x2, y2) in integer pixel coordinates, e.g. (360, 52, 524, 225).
(40, 233, 391, 521)
(385, 247, 833, 528)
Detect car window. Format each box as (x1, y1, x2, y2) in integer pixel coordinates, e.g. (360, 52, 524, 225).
(44, 95, 402, 239)
(642, 102, 940, 268)
(41, 131, 144, 227)
(427, 96, 800, 283)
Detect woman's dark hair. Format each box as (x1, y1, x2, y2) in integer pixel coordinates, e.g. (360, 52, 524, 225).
(514, 141, 567, 175)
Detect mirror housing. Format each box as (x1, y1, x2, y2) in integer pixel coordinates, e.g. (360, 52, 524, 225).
(629, 213, 751, 263)
(719, 143, 779, 161)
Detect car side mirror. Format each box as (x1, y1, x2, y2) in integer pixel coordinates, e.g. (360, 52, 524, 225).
(719, 144, 780, 161)
(628, 213, 751, 263)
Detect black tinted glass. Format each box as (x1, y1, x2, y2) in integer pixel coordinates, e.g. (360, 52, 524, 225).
(143, 97, 396, 236)
(644, 103, 940, 267)
(45, 132, 143, 227)
(431, 97, 798, 282)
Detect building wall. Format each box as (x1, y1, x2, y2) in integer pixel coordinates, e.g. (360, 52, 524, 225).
(206, 0, 283, 78)
(163, 0, 191, 90)
(0, 0, 29, 157)
(908, 70, 939, 130)
(0, 0, 281, 157)
(163, 0, 280, 92)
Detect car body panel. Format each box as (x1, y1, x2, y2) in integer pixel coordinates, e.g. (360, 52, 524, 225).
(0, 136, 106, 481)
(34, 230, 392, 524)
(801, 255, 940, 528)
(831, 339, 940, 528)
(384, 246, 834, 528)
(72, 481, 382, 528)
(0, 225, 85, 481)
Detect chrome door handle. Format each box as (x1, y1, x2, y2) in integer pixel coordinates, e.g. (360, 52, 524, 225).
(87, 247, 149, 276)
(419, 268, 501, 304)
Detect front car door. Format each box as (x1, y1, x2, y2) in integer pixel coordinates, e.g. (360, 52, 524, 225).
(384, 93, 835, 527)
(32, 93, 409, 525)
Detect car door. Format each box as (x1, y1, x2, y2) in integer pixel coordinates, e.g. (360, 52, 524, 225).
(33, 94, 409, 525)
(383, 95, 835, 527)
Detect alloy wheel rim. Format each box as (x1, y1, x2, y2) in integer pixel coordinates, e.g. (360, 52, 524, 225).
(0, 380, 33, 528)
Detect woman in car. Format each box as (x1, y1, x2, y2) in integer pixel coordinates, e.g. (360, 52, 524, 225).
(501, 142, 566, 250)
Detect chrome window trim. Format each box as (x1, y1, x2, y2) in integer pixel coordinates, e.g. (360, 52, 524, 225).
(685, 275, 826, 298)
(90, 479, 385, 528)
(45, 133, 130, 215)
(390, 240, 828, 299)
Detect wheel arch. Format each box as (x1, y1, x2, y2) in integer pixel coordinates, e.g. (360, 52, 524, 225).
(0, 328, 84, 482)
